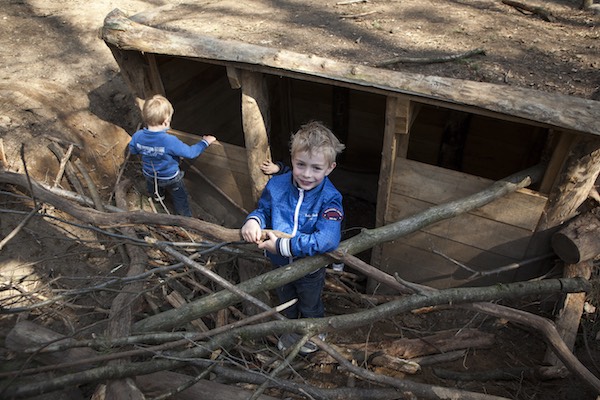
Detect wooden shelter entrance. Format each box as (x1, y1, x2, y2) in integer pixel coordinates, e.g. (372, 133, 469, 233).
(102, 9, 600, 289)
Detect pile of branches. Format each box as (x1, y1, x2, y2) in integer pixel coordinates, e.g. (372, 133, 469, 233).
(0, 146, 598, 400)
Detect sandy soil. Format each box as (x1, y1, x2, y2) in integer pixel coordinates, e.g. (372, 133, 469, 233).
(1, 1, 599, 399)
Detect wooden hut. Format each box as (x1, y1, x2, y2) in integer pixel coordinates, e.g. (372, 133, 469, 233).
(101, 7, 600, 290)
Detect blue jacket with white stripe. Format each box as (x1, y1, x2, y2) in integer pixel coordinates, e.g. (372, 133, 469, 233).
(246, 172, 344, 266)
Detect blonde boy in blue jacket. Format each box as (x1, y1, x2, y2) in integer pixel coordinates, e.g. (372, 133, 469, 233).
(241, 121, 345, 354)
(129, 95, 216, 216)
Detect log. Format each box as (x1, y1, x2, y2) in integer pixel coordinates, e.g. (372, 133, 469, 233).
(104, 178, 149, 400)
(311, 328, 494, 372)
(502, 0, 555, 22)
(136, 371, 279, 400)
(543, 260, 593, 367)
(552, 208, 600, 264)
(523, 134, 600, 276)
(0, 170, 242, 243)
(241, 69, 271, 204)
(101, 9, 600, 136)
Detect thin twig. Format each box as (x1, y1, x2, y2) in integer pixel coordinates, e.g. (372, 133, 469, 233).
(0, 205, 41, 251)
(376, 48, 485, 67)
(52, 144, 74, 188)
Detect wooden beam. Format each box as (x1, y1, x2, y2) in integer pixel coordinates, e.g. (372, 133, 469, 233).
(146, 53, 166, 96)
(241, 70, 271, 203)
(102, 9, 600, 136)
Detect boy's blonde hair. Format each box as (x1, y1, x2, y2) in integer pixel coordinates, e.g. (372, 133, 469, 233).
(290, 121, 345, 164)
(142, 95, 174, 127)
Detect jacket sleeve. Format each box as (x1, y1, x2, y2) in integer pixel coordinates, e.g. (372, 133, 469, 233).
(167, 136, 210, 159)
(128, 134, 140, 155)
(278, 193, 344, 258)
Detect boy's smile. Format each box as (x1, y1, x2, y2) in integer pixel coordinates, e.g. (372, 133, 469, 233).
(291, 150, 335, 191)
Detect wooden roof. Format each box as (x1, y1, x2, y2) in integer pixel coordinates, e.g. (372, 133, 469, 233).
(102, 8, 600, 136)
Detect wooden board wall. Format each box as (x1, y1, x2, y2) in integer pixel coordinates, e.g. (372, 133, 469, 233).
(378, 158, 548, 289)
(170, 130, 254, 213)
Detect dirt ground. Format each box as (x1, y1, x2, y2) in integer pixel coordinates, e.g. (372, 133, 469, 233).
(1, 0, 600, 399)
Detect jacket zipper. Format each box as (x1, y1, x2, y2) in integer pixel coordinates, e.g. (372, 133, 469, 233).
(291, 188, 304, 237)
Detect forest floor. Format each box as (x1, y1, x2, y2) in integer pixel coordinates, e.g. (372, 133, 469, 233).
(0, 1, 599, 399)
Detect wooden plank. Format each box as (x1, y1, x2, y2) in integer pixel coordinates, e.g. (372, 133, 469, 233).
(389, 159, 547, 230)
(387, 199, 534, 260)
(102, 9, 600, 136)
(169, 129, 254, 211)
(378, 239, 518, 289)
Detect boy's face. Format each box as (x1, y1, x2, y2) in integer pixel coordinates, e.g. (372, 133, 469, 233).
(291, 150, 335, 191)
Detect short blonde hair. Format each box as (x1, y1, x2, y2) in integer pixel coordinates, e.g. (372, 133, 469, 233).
(290, 121, 345, 164)
(142, 95, 174, 127)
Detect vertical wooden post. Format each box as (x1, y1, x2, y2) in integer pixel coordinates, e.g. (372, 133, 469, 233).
(369, 96, 412, 291)
(543, 260, 593, 367)
(375, 96, 412, 228)
(523, 133, 600, 273)
(240, 70, 271, 205)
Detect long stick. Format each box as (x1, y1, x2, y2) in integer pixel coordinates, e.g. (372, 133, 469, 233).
(147, 238, 284, 320)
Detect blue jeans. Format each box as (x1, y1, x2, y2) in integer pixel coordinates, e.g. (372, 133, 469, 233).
(275, 267, 325, 319)
(145, 170, 192, 217)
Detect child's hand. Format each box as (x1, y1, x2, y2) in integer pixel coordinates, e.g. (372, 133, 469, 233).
(257, 231, 277, 253)
(203, 135, 217, 145)
(260, 160, 280, 175)
(241, 219, 262, 243)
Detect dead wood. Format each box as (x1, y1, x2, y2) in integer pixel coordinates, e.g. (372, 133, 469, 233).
(433, 365, 569, 381)
(311, 328, 494, 373)
(337, 254, 600, 392)
(0, 138, 6, 168)
(552, 208, 600, 264)
(340, 10, 377, 19)
(101, 9, 600, 136)
(52, 143, 73, 188)
(74, 158, 104, 212)
(136, 371, 279, 400)
(134, 163, 545, 332)
(502, 0, 555, 22)
(543, 260, 593, 367)
(0, 170, 242, 243)
(104, 178, 149, 400)
(376, 48, 485, 67)
(47, 142, 86, 196)
(2, 279, 585, 399)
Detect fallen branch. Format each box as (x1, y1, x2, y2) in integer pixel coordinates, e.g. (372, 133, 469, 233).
(6, 279, 572, 399)
(134, 163, 545, 332)
(502, 0, 555, 22)
(340, 10, 377, 19)
(376, 48, 485, 67)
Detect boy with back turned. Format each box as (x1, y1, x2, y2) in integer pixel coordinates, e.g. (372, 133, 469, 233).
(129, 94, 216, 217)
(241, 121, 345, 354)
